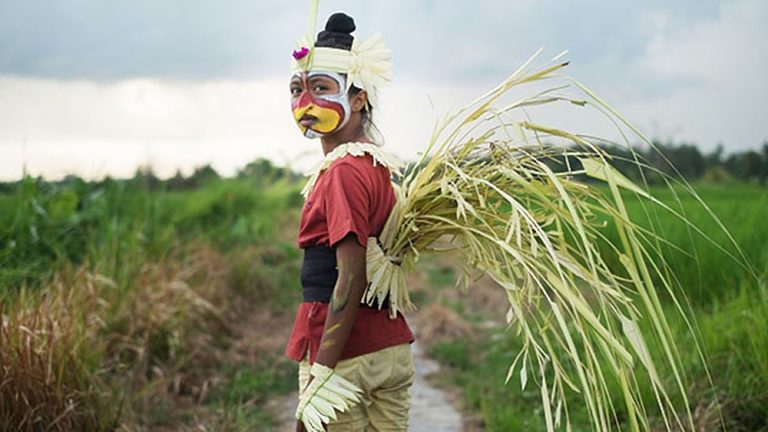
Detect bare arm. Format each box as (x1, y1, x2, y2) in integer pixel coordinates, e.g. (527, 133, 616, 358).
(295, 234, 367, 432)
(316, 233, 368, 368)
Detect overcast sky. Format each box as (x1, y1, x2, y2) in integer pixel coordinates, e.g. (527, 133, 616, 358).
(1, 0, 766, 180)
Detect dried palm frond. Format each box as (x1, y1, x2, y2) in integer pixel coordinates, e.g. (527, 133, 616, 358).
(362, 50, 753, 431)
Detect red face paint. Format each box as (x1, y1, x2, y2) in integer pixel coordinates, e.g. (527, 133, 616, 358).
(290, 72, 350, 138)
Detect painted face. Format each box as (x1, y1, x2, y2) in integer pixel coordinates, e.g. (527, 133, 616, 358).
(290, 71, 350, 139)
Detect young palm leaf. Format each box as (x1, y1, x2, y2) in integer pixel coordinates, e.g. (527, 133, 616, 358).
(358, 51, 749, 431)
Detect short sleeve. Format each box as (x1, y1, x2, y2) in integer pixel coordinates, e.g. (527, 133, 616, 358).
(323, 161, 371, 248)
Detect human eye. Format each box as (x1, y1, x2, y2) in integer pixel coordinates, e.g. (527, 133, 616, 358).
(309, 76, 338, 94)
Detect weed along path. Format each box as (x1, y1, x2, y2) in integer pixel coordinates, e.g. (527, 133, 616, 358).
(274, 335, 463, 431)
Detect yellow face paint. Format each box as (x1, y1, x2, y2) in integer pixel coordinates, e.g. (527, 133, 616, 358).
(290, 71, 350, 139)
(292, 103, 343, 135)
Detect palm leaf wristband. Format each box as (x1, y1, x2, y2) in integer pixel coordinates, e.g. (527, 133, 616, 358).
(295, 363, 363, 432)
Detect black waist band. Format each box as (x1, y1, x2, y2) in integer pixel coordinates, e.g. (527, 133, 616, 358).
(301, 246, 338, 302)
(300, 245, 390, 309)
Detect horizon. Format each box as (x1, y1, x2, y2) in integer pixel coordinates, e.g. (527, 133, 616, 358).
(4, 137, 762, 184)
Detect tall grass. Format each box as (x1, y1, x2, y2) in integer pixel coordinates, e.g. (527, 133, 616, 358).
(0, 176, 303, 289)
(432, 284, 768, 431)
(612, 183, 768, 304)
(0, 175, 304, 429)
(680, 285, 768, 431)
(0, 271, 117, 431)
(428, 183, 768, 430)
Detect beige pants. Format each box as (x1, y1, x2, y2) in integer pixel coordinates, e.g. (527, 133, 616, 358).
(299, 343, 415, 431)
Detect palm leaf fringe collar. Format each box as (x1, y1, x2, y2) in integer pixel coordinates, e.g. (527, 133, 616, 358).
(301, 142, 404, 198)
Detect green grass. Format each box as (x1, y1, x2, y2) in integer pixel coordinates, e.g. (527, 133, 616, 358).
(207, 356, 299, 431)
(0, 175, 305, 430)
(688, 287, 768, 430)
(431, 334, 590, 431)
(2, 175, 765, 430)
(429, 182, 768, 431)
(606, 183, 768, 304)
(0, 176, 303, 290)
(432, 286, 768, 431)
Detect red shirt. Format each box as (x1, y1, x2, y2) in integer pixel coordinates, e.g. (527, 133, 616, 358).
(285, 152, 414, 364)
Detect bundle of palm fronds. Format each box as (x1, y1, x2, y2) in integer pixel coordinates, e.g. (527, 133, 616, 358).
(362, 51, 732, 431)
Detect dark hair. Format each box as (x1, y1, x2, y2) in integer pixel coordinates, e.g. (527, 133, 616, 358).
(315, 12, 356, 50)
(316, 12, 384, 144)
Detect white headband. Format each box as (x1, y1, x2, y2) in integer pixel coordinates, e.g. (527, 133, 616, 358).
(290, 1, 392, 108)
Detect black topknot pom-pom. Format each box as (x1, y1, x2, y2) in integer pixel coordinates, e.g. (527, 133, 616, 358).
(315, 12, 356, 51)
(325, 12, 356, 34)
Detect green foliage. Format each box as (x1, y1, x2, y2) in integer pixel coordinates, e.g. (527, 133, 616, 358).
(598, 140, 768, 185)
(430, 183, 768, 431)
(433, 291, 768, 431)
(601, 184, 768, 304)
(207, 356, 298, 431)
(0, 177, 92, 286)
(685, 286, 768, 430)
(216, 357, 298, 407)
(0, 172, 305, 429)
(431, 334, 590, 432)
(424, 258, 456, 289)
(0, 175, 302, 290)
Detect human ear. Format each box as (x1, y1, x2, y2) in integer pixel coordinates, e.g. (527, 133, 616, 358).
(349, 90, 368, 113)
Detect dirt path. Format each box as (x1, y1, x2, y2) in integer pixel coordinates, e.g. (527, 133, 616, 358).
(273, 338, 463, 431)
(408, 340, 463, 432)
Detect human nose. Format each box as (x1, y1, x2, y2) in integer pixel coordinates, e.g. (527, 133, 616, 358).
(296, 90, 313, 108)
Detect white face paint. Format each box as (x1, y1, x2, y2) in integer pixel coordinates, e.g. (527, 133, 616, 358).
(290, 70, 351, 139)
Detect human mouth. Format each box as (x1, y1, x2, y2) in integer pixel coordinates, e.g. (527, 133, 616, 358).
(299, 115, 318, 127)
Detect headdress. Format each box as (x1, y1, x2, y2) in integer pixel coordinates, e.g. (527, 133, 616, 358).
(290, 0, 392, 108)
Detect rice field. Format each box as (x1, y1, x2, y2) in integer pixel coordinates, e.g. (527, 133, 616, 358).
(0, 174, 305, 430)
(0, 175, 765, 430)
(428, 182, 768, 431)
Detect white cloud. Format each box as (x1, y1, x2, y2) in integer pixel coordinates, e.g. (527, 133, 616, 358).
(1, 0, 766, 180)
(0, 69, 642, 181)
(625, 0, 768, 150)
(0, 76, 480, 180)
(642, 0, 767, 84)
(0, 76, 304, 180)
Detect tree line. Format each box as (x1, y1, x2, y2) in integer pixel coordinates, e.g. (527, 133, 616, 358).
(2, 139, 767, 193)
(599, 140, 768, 185)
(0, 158, 300, 194)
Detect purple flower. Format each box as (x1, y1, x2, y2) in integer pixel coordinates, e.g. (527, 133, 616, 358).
(292, 47, 309, 60)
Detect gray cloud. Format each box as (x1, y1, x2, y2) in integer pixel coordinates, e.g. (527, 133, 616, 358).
(0, 0, 733, 84)
(0, 0, 302, 79)
(1, 0, 766, 178)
